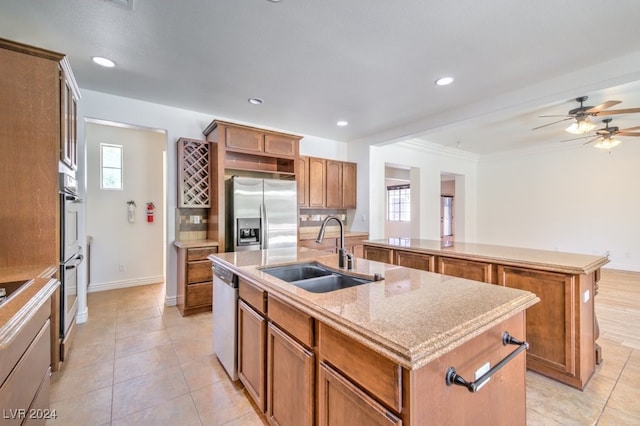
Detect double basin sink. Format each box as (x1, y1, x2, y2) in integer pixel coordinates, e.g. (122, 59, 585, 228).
(260, 262, 378, 293)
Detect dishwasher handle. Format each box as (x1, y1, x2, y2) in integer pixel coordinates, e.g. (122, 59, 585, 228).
(213, 263, 238, 287)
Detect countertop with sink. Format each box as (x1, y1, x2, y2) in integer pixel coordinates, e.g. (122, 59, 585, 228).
(208, 247, 538, 369)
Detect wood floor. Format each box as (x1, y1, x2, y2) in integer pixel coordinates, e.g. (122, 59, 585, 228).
(47, 268, 640, 425)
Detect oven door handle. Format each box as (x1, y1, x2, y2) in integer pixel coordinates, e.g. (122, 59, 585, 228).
(65, 195, 83, 203)
(65, 254, 84, 269)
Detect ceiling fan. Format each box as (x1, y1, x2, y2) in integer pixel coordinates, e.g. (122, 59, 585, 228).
(532, 96, 640, 134)
(561, 118, 640, 149)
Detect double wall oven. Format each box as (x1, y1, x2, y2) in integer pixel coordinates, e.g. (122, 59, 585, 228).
(60, 172, 82, 354)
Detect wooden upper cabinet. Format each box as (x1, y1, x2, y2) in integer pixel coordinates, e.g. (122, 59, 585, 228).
(265, 134, 297, 157)
(221, 121, 298, 159)
(225, 126, 264, 153)
(304, 157, 357, 209)
(326, 160, 343, 208)
(298, 156, 309, 207)
(59, 63, 78, 171)
(308, 157, 326, 207)
(342, 162, 357, 208)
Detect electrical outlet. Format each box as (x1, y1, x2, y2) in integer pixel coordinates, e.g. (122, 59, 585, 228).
(118, 263, 127, 272)
(190, 215, 201, 224)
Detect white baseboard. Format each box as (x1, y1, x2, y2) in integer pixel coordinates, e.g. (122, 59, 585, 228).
(164, 295, 177, 306)
(76, 306, 88, 324)
(603, 263, 640, 273)
(87, 275, 165, 293)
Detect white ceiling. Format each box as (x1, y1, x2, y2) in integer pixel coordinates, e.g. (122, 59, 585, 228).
(2, 0, 640, 154)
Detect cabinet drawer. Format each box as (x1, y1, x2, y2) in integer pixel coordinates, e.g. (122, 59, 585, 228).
(239, 278, 267, 315)
(268, 295, 314, 348)
(187, 246, 217, 261)
(0, 320, 51, 426)
(23, 367, 51, 426)
(187, 260, 213, 284)
(318, 323, 402, 413)
(264, 134, 296, 157)
(186, 282, 212, 308)
(0, 297, 50, 386)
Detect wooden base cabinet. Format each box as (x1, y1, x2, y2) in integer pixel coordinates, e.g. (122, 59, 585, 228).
(176, 245, 217, 316)
(238, 300, 267, 412)
(267, 323, 314, 426)
(498, 265, 595, 389)
(318, 313, 527, 425)
(318, 362, 401, 426)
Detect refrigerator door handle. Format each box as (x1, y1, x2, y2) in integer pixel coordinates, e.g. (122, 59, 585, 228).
(261, 202, 269, 249)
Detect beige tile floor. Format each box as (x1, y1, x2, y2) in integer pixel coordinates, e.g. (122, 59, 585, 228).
(47, 269, 640, 425)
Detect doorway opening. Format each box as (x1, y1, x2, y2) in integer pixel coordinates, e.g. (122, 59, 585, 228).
(85, 119, 167, 292)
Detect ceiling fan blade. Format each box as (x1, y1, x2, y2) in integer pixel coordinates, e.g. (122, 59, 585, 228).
(538, 114, 571, 118)
(582, 137, 600, 145)
(560, 135, 594, 142)
(585, 100, 621, 113)
(532, 117, 573, 130)
(619, 126, 640, 131)
(592, 107, 640, 116)
(617, 131, 640, 137)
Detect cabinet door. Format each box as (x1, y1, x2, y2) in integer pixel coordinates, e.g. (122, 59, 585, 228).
(394, 250, 435, 272)
(318, 362, 401, 426)
(326, 160, 343, 208)
(308, 157, 326, 207)
(298, 156, 309, 207)
(498, 266, 578, 378)
(225, 126, 264, 153)
(59, 68, 71, 168)
(363, 246, 394, 264)
(264, 134, 297, 157)
(267, 323, 314, 426)
(438, 256, 495, 283)
(342, 161, 357, 208)
(238, 300, 267, 412)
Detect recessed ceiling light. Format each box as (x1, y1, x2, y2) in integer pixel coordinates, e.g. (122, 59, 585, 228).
(92, 56, 116, 68)
(337, 121, 348, 127)
(248, 98, 264, 105)
(435, 76, 454, 86)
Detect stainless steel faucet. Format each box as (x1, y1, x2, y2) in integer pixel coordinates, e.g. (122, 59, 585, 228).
(316, 215, 348, 268)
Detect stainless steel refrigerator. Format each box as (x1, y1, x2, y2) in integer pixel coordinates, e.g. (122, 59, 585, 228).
(226, 176, 298, 252)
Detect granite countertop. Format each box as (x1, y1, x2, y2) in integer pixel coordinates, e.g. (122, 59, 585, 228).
(209, 248, 538, 370)
(172, 239, 220, 249)
(364, 238, 609, 275)
(0, 264, 59, 350)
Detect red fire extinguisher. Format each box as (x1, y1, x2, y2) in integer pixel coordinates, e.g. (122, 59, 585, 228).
(146, 202, 155, 223)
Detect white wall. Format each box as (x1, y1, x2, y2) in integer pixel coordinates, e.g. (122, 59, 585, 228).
(477, 143, 640, 271)
(369, 141, 479, 241)
(85, 122, 165, 291)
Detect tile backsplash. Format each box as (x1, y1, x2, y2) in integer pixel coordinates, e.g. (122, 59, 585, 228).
(176, 208, 208, 240)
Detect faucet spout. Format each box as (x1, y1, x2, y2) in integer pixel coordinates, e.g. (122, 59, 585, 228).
(316, 215, 347, 268)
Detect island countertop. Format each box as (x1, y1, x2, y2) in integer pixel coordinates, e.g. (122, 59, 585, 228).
(364, 238, 609, 275)
(209, 247, 539, 370)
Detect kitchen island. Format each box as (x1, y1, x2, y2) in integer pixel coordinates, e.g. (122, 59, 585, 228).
(363, 238, 610, 390)
(209, 247, 538, 425)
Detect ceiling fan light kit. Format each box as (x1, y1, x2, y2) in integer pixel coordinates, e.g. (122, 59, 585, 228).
(565, 119, 596, 135)
(594, 137, 622, 150)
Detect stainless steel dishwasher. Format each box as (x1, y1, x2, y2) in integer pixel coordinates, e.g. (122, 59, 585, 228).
(212, 262, 239, 381)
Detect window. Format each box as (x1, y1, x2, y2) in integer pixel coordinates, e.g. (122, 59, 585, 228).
(100, 143, 123, 190)
(387, 184, 410, 221)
